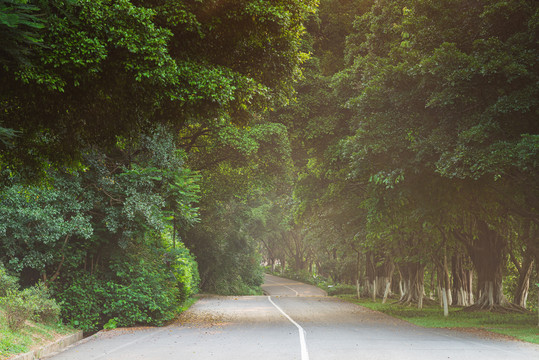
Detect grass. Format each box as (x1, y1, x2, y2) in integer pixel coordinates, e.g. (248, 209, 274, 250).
(0, 310, 77, 360)
(338, 295, 539, 344)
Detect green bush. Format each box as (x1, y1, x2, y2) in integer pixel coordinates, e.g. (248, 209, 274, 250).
(0, 266, 60, 330)
(103, 256, 180, 327)
(53, 273, 103, 331)
(22, 283, 61, 324)
(103, 318, 118, 330)
(0, 263, 19, 297)
(323, 283, 357, 296)
(1, 290, 33, 331)
(281, 268, 322, 286)
(166, 245, 200, 302)
(52, 243, 200, 331)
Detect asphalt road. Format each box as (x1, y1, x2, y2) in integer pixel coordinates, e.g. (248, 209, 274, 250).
(47, 274, 539, 360)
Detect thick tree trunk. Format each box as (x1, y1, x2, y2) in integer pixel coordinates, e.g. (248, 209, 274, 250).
(469, 245, 510, 309)
(396, 262, 426, 308)
(434, 249, 451, 315)
(365, 251, 394, 300)
(364, 251, 375, 298)
(457, 221, 527, 312)
(513, 256, 534, 308)
(451, 253, 474, 306)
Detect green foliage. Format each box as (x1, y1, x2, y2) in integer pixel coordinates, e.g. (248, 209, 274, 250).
(52, 241, 199, 331)
(0, 0, 316, 180)
(166, 245, 200, 302)
(186, 211, 265, 296)
(0, 175, 93, 278)
(1, 126, 201, 331)
(22, 283, 60, 324)
(0, 0, 44, 66)
(1, 290, 33, 331)
(52, 273, 101, 331)
(102, 318, 117, 330)
(103, 257, 180, 327)
(0, 262, 18, 297)
(1, 270, 61, 331)
(0, 0, 318, 340)
(260, 0, 538, 312)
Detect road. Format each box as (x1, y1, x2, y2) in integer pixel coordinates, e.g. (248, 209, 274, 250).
(47, 274, 539, 360)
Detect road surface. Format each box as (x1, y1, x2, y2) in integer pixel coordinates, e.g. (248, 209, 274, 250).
(47, 274, 539, 359)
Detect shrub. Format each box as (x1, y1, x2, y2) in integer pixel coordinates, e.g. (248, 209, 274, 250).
(22, 283, 61, 324)
(324, 283, 357, 296)
(102, 251, 182, 327)
(52, 242, 200, 331)
(166, 245, 200, 302)
(103, 318, 118, 330)
(1, 266, 61, 330)
(52, 273, 103, 331)
(0, 263, 19, 297)
(1, 290, 33, 331)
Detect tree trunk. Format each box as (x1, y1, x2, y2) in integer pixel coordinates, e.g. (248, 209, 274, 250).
(382, 281, 391, 304)
(457, 221, 526, 312)
(451, 253, 474, 306)
(442, 288, 449, 317)
(365, 251, 375, 298)
(398, 269, 405, 299)
(513, 255, 534, 308)
(365, 251, 394, 300)
(396, 262, 426, 307)
(470, 245, 510, 309)
(356, 251, 361, 299)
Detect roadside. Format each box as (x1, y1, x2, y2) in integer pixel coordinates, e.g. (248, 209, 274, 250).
(337, 294, 539, 344)
(0, 312, 79, 360)
(40, 275, 539, 360)
(266, 271, 538, 345)
(1, 296, 199, 360)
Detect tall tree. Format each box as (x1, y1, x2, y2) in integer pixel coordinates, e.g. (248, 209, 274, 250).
(336, 0, 538, 309)
(0, 0, 316, 180)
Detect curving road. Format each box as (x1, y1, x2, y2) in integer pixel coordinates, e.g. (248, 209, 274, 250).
(46, 274, 539, 360)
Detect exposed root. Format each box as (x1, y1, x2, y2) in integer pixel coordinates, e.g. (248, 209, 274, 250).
(461, 302, 530, 314)
(393, 297, 438, 307)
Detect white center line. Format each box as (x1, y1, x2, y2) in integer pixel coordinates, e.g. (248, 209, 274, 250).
(265, 278, 299, 296)
(267, 296, 309, 360)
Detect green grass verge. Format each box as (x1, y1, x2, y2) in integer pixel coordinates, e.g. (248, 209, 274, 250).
(0, 314, 76, 360)
(338, 295, 539, 344)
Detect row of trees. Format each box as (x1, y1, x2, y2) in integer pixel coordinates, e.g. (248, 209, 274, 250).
(0, 0, 315, 330)
(260, 0, 538, 312)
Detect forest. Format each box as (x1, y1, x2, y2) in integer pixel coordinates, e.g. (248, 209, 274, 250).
(1, 0, 538, 333)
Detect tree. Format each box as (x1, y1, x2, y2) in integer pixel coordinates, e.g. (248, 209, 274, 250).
(0, 126, 202, 329)
(335, 0, 538, 310)
(182, 119, 295, 293)
(0, 0, 316, 180)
